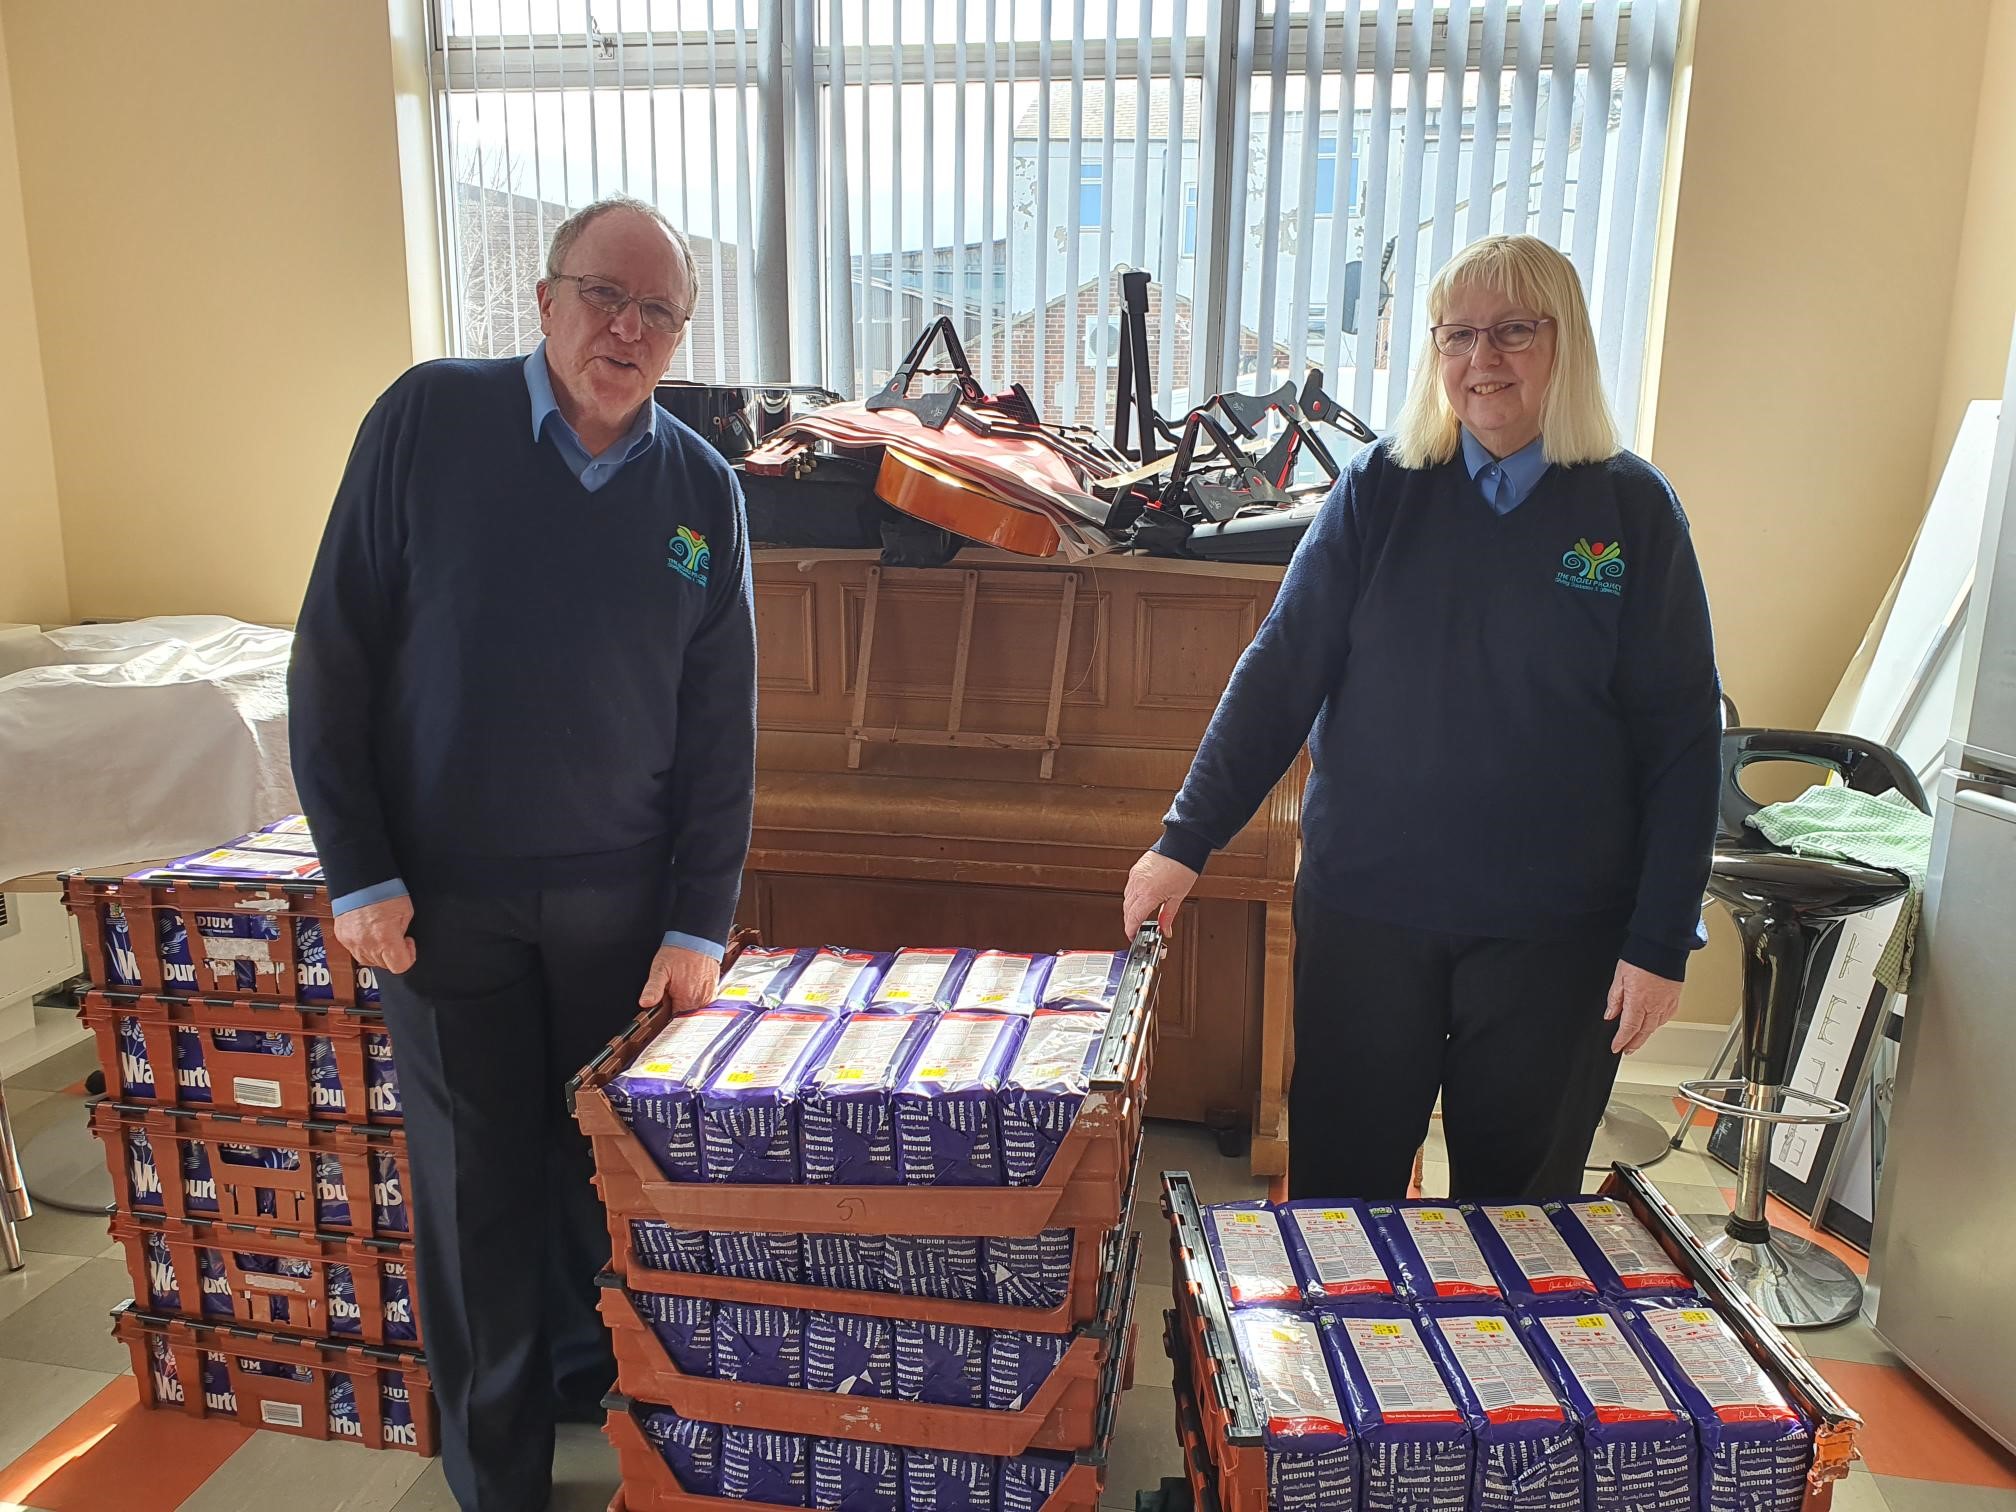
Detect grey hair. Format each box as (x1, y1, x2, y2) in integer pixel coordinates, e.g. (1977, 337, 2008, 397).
(544, 195, 699, 310)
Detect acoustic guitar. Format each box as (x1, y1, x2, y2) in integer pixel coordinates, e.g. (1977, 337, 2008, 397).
(873, 447, 1062, 558)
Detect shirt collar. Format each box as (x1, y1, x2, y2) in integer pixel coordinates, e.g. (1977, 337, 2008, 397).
(1460, 427, 1548, 493)
(524, 340, 657, 461)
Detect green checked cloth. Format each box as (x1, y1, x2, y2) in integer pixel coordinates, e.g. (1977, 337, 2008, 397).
(1746, 784, 1934, 993)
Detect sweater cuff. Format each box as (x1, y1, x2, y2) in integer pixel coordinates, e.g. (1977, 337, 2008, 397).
(661, 930, 725, 961)
(1621, 932, 1689, 983)
(667, 889, 739, 953)
(333, 878, 408, 915)
(1153, 823, 1214, 874)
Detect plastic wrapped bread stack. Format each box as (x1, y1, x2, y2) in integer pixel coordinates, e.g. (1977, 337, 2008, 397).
(77, 820, 436, 1455)
(576, 935, 1157, 1512)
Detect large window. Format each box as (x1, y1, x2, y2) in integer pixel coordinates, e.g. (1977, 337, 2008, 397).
(430, 0, 1682, 438)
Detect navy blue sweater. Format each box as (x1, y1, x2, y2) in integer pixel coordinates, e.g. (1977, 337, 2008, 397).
(1157, 438, 1719, 980)
(289, 357, 757, 946)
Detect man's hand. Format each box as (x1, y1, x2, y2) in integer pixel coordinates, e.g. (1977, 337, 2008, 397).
(1122, 850, 1200, 939)
(332, 896, 418, 975)
(639, 944, 722, 1013)
(1605, 960, 1683, 1055)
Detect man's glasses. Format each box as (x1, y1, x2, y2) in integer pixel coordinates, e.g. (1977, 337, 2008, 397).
(1429, 317, 1552, 357)
(550, 273, 690, 335)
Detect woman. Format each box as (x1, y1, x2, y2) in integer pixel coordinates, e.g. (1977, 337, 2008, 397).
(1122, 235, 1719, 1201)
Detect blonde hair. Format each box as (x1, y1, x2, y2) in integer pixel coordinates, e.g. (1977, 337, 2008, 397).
(1388, 235, 1619, 469)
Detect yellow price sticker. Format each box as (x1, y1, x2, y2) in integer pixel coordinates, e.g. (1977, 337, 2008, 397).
(1575, 1316, 1609, 1329)
(1321, 1210, 1352, 1222)
(1680, 1310, 1714, 1325)
(1270, 1327, 1296, 1344)
(917, 1066, 949, 1079)
(1473, 1319, 1508, 1334)
(1502, 1208, 1533, 1221)
(1230, 1213, 1261, 1225)
(1586, 1203, 1618, 1217)
(1416, 1211, 1447, 1223)
(1370, 1323, 1403, 1336)
(725, 1071, 756, 1085)
(831, 1068, 867, 1081)
(884, 989, 914, 1000)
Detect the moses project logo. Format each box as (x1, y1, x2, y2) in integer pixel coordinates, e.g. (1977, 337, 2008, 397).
(1557, 537, 1624, 596)
(667, 524, 711, 586)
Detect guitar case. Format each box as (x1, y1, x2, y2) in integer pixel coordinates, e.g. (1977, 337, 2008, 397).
(735, 452, 962, 566)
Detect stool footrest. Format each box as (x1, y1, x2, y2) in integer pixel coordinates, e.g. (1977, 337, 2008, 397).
(1676, 1079, 1853, 1126)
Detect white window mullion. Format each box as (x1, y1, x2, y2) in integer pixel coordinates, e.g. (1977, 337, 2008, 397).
(1597, 0, 1656, 390)
(1155, 0, 1189, 417)
(1251, 0, 1295, 395)
(1570, 0, 1622, 292)
(1320, 0, 1362, 388)
(1351, 0, 1398, 421)
(1092, 0, 1120, 433)
(1427, 0, 1472, 281)
(824, 0, 857, 394)
(1465, 0, 1508, 245)
(981, 0, 1001, 386)
(1384, 0, 1435, 411)
(954, 1, 971, 344)
(1035, 0, 1055, 408)
(1216, 0, 1259, 397)
(1503, 0, 1544, 235)
(1535, 0, 1580, 246)
(1288, 0, 1331, 395)
(1615, 0, 1681, 443)
(1059, 0, 1087, 422)
(922, 0, 938, 332)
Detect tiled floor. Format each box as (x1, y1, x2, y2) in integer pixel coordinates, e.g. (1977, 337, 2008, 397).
(3, 1052, 2013, 1512)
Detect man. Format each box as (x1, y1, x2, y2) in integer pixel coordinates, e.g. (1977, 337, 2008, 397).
(289, 196, 756, 1512)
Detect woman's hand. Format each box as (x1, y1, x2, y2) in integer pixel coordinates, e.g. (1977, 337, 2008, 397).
(1605, 961, 1683, 1054)
(1122, 850, 1200, 939)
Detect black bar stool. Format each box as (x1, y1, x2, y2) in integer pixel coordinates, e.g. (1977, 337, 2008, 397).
(1678, 728, 1927, 1328)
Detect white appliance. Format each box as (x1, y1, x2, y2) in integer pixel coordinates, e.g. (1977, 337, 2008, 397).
(1869, 323, 2016, 1451)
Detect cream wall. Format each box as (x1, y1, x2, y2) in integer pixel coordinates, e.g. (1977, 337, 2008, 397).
(0, 10, 67, 627)
(1927, 0, 2016, 494)
(1650, 0, 1995, 1022)
(1, 0, 420, 626)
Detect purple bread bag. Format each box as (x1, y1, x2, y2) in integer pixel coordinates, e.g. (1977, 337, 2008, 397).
(1320, 1305, 1473, 1512)
(1278, 1199, 1402, 1305)
(1518, 1299, 1695, 1512)
(804, 1232, 890, 1293)
(999, 1451, 1076, 1512)
(949, 952, 1054, 1016)
(632, 1290, 716, 1377)
(715, 1302, 806, 1388)
(1414, 1304, 1581, 1512)
(1365, 1202, 1503, 1303)
(868, 948, 976, 1012)
(984, 1328, 1072, 1412)
(698, 1011, 843, 1184)
(712, 947, 817, 1009)
(605, 1008, 754, 1181)
(1548, 1199, 1697, 1302)
(630, 1219, 714, 1274)
(893, 1319, 987, 1407)
(1203, 1202, 1302, 1309)
(709, 1229, 805, 1284)
(1039, 950, 1127, 1012)
(722, 1428, 810, 1507)
(1468, 1205, 1601, 1305)
(893, 1013, 1025, 1186)
(902, 1449, 997, 1512)
(812, 1438, 903, 1512)
(641, 1406, 721, 1496)
(1230, 1308, 1359, 1512)
(800, 1011, 937, 1186)
(1622, 1300, 1810, 1512)
(779, 949, 894, 1014)
(983, 1228, 1075, 1310)
(805, 1310, 895, 1398)
(883, 1235, 984, 1302)
(999, 1011, 1105, 1186)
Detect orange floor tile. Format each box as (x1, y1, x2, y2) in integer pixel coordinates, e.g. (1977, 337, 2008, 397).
(1818, 1359, 2016, 1489)
(0, 1377, 253, 1512)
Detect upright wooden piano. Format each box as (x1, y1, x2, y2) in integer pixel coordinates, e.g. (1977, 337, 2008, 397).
(738, 548, 1302, 1176)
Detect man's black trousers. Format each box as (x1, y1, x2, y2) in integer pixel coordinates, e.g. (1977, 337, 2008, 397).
(376, 881, 665, 1512)
(1287, 886, 1628, 1202)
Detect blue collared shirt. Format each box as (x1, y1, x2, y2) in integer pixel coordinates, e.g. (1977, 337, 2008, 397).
(1460, 428, 1551, 514)
(524, 340, 659, 491)
(331, 349, 719, 962)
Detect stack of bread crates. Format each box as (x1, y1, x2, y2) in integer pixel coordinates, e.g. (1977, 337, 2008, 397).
(570, 928, 1166, 1512)
(65, 819, 436, 1455)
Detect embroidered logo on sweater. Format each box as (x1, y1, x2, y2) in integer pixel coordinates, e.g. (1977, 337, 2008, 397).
(667, 525, 711, 586)
(1556, 538, 1624, 596)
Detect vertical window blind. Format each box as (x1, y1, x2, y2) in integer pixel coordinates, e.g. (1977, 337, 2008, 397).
(431, 0, 1681, 442)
